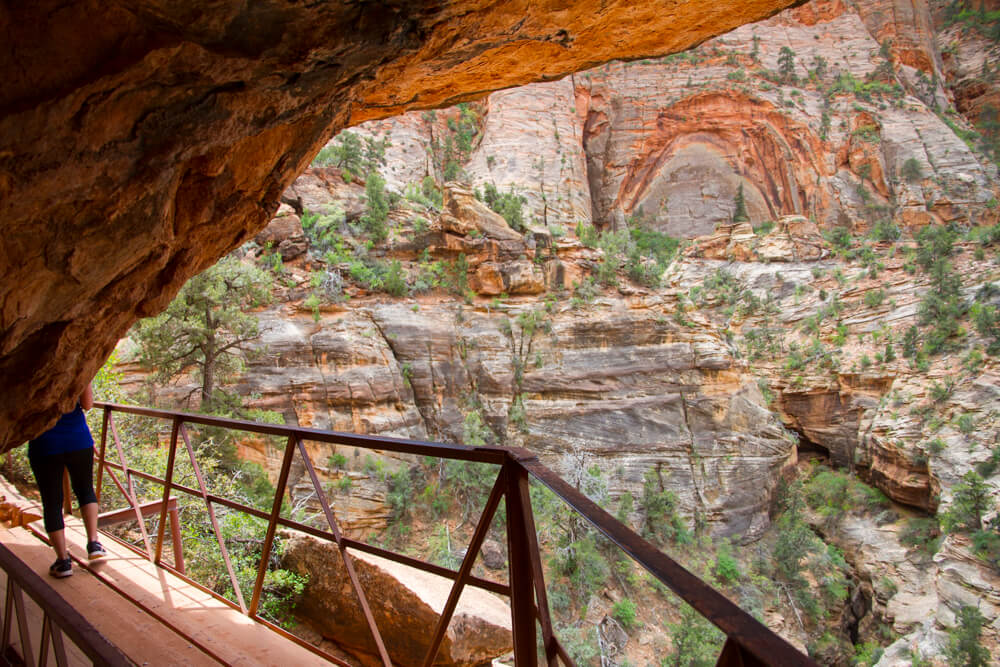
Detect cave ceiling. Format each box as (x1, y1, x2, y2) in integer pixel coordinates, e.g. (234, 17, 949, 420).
(0, 0, 803, 450)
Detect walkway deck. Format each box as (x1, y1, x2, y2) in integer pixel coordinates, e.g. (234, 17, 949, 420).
(0, 517, 330, 666)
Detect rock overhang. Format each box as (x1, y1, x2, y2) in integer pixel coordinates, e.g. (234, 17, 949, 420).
(0, 0, 806, 450)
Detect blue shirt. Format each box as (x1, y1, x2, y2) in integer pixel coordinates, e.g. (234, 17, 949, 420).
(28, 404, 94, 457)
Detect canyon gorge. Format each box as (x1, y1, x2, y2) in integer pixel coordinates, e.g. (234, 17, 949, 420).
(5, 0, 1000, 665)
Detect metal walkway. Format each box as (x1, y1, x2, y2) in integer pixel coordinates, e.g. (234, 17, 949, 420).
(0, 513, 329, 666)
(0, 403, 818, 666)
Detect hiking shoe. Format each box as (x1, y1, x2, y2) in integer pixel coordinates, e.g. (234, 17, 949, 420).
(87, 541, 107, 560)
(49, 557, 73, 578)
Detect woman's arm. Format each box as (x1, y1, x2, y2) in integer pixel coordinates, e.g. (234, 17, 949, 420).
(81, 383, 94, 410)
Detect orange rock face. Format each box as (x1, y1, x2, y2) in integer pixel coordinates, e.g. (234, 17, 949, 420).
(0, 0, 805, 450)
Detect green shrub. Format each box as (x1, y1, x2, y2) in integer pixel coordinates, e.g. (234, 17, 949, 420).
(976, 446, 1000, 477)
(804, 468, 889, 520)
(853, 641, 884, 667)
(901, 157, 923, 183)
(386, 467, 414, 524)
(943, 471, 992, 533)
(971, 302, 1000, 354)
(480, 183, 527, 232)
(864, 289, 887, 308)
(871, 219, 901, 242)
(956, 413, 976, 434)
(361, 172, 391, 241)
(611, 599, 639, 631)
(944, 605, 990, 667)
(825, 225, 853, 251)
(641, 469, 691, 545)
(665, 603, 724, 667)
(900, 517, 941, 556)
(714, 544, 741, 584)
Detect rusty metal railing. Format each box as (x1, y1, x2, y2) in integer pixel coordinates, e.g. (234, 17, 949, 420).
(0, 541, 133, 666)
(91, 401, 815, 667)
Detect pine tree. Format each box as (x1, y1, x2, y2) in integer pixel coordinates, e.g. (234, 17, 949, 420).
(333, 131, 364, 175)
(819, 110, 831, 141)
(133, 255, 271, 410)
(361, 172, 390, 241)
(733, 183, 749, 222)
(945, 472, 991, 533)
(778, 46, 797, 83)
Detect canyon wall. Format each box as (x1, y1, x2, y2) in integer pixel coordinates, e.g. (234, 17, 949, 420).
(0, 0, 806, 451)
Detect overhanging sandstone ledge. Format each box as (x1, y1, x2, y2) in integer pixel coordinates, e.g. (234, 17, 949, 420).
(0, 0, 803, 449)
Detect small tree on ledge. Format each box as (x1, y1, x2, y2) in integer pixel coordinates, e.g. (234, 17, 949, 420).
(133, 255, 271, 412)
(733, 182, 749, 223)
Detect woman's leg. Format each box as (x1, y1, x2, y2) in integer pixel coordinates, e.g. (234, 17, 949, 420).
(50, 530, 68, 560)
(65, 448, 99, 542)
(27, 450, 69, 559)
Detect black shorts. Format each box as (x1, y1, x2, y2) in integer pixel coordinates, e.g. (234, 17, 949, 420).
(28, 447, 98, 533)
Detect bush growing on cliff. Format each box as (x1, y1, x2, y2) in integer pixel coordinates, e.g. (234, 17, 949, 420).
(803, 468, 889, 524)
(771, 478, 850, 619)
(944, 605, 991, 667)
(312, 130, 363, 174)
(611, 598, 639, 631)
(902, 157, 924, 183)
(361, 172, 391, 241)
(713, 542, 741, 584)
(943, 471, 991, 533)
(641, 469, 691, 546)
(777, 46, 797, 83)
(900, 517, 942, 557)
(480, 183, 527, 232)
(824, 225, 853, 252)
(732, 183, 749, 223)
(301, 204, 347, 253)
(665, 602, 724, 667)
(971, 301, 1000, 355)
(870, 219, 901, 242)
(916, 225, 967, 354)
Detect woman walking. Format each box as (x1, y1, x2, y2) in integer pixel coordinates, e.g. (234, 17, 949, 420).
(28, 382, 106, 577)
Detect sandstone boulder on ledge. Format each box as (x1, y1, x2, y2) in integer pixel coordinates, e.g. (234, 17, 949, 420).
(281, 531, 512, 666)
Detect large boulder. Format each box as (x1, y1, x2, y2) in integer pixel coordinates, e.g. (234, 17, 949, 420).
(281, 531, 512, 666)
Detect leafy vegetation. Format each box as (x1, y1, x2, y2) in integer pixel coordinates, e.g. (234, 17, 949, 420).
(479, 183, 527, 231)
(944, 605, 991, 667)
(133, 255, 271, 412)
(914, 225, 967, 355)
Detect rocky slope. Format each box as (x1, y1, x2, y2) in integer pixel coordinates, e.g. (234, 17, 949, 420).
(112, 1, 1000, 665)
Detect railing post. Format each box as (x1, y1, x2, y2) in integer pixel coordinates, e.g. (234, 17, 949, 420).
(249, 433, 298, 617)
(108, 412, 154, 559)
(96, 405, 110, 504)
(504, 460, 538, 667)
(169, 507, 185, 574)
(154, 417, 181, 566)
(177, 423, 247, 613)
